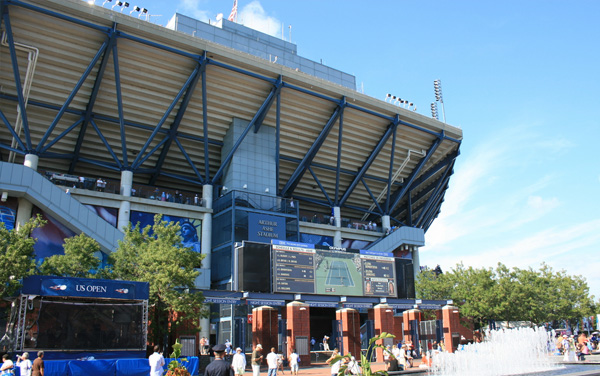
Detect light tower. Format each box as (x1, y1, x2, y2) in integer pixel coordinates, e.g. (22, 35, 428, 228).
(434, 79, 446, 123)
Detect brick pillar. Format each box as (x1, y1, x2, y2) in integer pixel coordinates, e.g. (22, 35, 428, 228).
(402, 309, 422, 350)
(286, 302, 311, 365)
(335, 308, 361, 357)
(392, 315, 403, 344)
(441, 305, 460, 353)
(373, 304, 394, 362)
(252, 306, 278, 353)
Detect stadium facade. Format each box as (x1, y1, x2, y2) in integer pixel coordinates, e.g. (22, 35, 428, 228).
(0, 0, 463, 358)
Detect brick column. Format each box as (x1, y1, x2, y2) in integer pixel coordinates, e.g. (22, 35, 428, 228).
(286, 302, 311, 365)
(402, 309, 422, 350)
(335, 308, 361, 357)
(373, 304, 394, 361)
(392, 315, 404, 344)
(252, 306, 278, 354)
(441, 305, 460, 353)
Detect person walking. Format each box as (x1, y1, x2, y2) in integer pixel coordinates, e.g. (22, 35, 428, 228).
(266, 348, 278, 376)
(149, 345, 165, 376)
(205, 344, 234, 376)
(251, 344, 263, 376)
(231, 347, 247, 376)
(288, 349, 299, 376)
(31, 352, 44, 376)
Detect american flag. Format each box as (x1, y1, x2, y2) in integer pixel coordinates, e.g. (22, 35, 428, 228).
(228, 0, 238, 22)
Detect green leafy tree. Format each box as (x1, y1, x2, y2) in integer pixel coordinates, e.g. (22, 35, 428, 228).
(416, 262, 597, 328)
(0, 215, 46, 299)
(39, 233, 102, 278)
(106, 214, 206, 347)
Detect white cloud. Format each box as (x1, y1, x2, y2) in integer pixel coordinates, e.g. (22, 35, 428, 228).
(178, 0, 212, 22)
(238, 1, 283, 38)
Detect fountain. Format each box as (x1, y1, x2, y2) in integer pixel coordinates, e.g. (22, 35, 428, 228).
(430, 327, 562, 376)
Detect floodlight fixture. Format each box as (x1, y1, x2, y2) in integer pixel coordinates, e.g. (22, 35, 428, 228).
(112, 1, 122, 9)
(120, 2, 130, 12)
(138, 7, 148, 18)
(130, 5, 140, 14)
(433, 79, 446, 122)
(431, 102, 439, 120)
(102, 0, 112, 5)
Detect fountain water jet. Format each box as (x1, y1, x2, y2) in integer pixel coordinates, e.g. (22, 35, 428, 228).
(430, 327, 560, 376)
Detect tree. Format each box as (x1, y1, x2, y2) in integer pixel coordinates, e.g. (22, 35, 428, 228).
(106, 214, 206, 347)
(416, 262, 597, 328)
(0, 215, 46, 300)
(39, 233, 102, 278)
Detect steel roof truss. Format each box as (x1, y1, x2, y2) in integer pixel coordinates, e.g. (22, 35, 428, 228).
(0, 107, 25, 151)
(211, 85, 281, 183)
(307, 165, 332, 206)
(89, 118, 122, 169)
(385, 118, 398, 213)
(69, 28, 118, 173)
(254, 76, 283, 133)
(334, 101, 344, 205)
(173, 137, 204, 184)
(389, 136, 442, 213)
(201, 52, 210, 179)
(280, 102, 344, 197)
(360, 177, 383, 215)
(415, 161, 454, 226)
(131, 66, 200, 170)
(339, 117, 398, 207)
(149, 59, 205, 185)
(37, 38, 109, 153)
(39, 117, 84, 154)
(2, 10, 31, 150)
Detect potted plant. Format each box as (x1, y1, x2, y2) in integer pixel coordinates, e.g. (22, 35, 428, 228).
(329, 332, 396, 376)
(166, 339, 190, 376)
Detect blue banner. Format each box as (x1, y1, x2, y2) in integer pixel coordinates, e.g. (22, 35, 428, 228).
(23, 276, 149, 300)
(204, 297, 241, 304)
(271, 240, 314, 248)
(360, 249, 394, 258)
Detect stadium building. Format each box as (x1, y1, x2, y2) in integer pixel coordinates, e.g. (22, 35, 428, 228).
(0, 0, 464, 360)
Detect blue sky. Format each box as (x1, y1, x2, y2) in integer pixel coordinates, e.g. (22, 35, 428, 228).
(98, 0, 600, 298)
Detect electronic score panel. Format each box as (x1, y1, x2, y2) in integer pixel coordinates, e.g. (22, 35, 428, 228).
(272, 244, 316, 293)
(271, 241, 397, 297)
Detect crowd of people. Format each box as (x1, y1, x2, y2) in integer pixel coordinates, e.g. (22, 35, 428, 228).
(1, 351, 45, 376)
(555, 332, 597, 362)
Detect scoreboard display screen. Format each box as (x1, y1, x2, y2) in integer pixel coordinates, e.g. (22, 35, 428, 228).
(271, 240, 397, 297)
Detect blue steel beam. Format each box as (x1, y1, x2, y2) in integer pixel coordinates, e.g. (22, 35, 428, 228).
(389, 136, 443, 214)
(201, 53, 210, 180)
(2, 10, 31, 150)
(334, 101, 345, 205)
(149, 58, 205, 185)
(414, 161, 454, 226)
(307, 166, 332, 206)
(211, 85, 282, 183)
(339, 116, 399, 208)
(39, 117, 84, 153)
(89, 119, 122, 169)
(360, 177, 383, 215)
(275, 85, 281, 193)
(173, 138, 204, 184)
(69, 28, 118, 173)
(254, 76, 283, 133)
(113, 36, 128, 168)
(131, 67, 200, 170)
(0, 107, 25, 151)
(36, 39, 110, 153)
(385, 118, 398, 213)
(280, 102, 345, 197)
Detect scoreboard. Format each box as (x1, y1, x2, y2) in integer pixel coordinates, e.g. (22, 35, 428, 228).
(271, 240, 397, 297)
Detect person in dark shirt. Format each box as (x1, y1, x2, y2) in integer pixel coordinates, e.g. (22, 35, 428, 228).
(32, 351, 44, 376)
(205, 344, 234, 376)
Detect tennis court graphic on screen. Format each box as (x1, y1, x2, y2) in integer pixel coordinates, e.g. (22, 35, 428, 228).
(271, 241, 397, 297)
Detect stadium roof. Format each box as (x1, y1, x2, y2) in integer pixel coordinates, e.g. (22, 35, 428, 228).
(0, 0, 462, 230)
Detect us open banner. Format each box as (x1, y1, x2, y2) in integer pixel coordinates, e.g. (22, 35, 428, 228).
(23, 276, 149, 300)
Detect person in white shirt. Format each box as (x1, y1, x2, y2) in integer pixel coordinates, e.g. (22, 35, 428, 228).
(288, 349, 299, 376)
(266, 348, 278, 376)
(16, 352, 33, 376)
(231, 347, 247, 376)
(149, 345, 165, 376)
